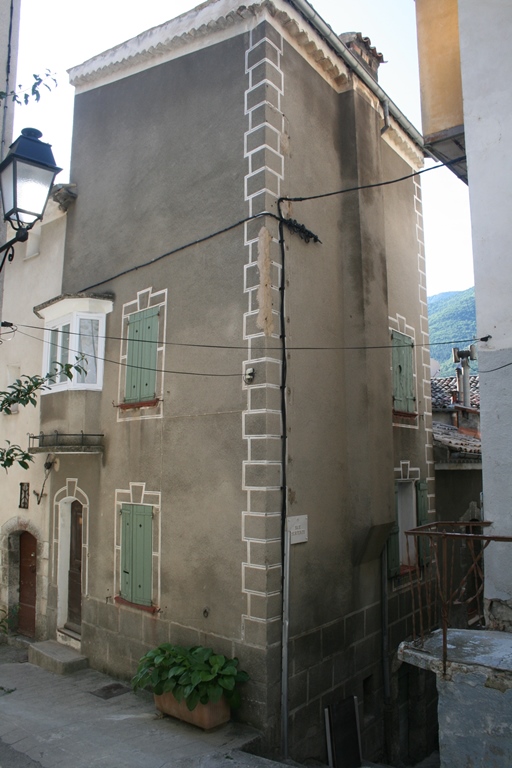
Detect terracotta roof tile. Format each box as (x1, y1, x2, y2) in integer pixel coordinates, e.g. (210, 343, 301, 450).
(431, 375, 480, 411)
(432, 422, 481, 461)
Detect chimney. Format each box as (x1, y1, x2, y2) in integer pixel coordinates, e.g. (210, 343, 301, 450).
(339, 32, 385, 81)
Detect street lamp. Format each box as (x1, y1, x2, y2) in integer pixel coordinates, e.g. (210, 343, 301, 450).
(0, 128, 61, 272)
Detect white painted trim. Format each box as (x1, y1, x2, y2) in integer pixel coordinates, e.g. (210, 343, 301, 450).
(36, 297, 113, 321)
(117, 287, 167, 422)
(114, 484, 161, 608)
(53, 480, 90, 631)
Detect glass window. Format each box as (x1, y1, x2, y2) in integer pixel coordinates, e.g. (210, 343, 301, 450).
(44, 313, 105, 391)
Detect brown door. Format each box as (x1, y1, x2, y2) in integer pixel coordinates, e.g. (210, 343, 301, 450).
(66, 500, 82, 631)
(18, 532, 37, 637)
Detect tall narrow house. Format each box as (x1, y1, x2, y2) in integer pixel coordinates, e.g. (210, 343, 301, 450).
(0, 1, 435, 763)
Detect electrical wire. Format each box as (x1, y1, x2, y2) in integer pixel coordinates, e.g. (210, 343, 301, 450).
(279, 156, 466, 204)
(16, 329, 242, 379)
(479, 360, 512, 374)
(80, 211, 281, 293)
(76, 156, 463, 294)
(10, 322, 483, 353)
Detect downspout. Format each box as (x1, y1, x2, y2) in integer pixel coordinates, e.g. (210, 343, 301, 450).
(277, 202, 290, 758)
(1, 0, 15, 160)
(288, 0, 428, 154)
(381, 545, 393, 762)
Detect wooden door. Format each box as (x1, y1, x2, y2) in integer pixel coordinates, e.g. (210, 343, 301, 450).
(18, 532, 37, 637)
(66, 500, 82, 630)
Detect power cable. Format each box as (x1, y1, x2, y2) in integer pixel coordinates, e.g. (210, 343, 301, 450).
(10, 322, 484, 353)
(16, 329, 242, 379)
(77, 156, 463, 294)
(280, 155, 466, 204)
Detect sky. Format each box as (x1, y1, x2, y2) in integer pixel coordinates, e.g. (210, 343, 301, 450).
(12, 0, 474, 297)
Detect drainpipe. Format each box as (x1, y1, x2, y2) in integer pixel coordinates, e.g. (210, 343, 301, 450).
(381, 545, 393, 762)
(288, 0, 428, 154)
(1, 0, 15, 160)
(281, 527, 291, 758)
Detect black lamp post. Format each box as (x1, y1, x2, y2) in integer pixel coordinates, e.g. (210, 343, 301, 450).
(0, 128, 61, 272)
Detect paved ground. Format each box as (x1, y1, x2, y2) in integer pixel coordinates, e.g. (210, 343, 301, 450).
(0, 640, 439, 768)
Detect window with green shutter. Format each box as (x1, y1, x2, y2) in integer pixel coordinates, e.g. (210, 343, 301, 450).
(391, 331, 415, 414)
(120, 504, 153, 606)
(125, 307, 159, 403)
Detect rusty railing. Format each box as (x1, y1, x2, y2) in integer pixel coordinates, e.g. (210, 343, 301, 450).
(404, 521, 512, 674)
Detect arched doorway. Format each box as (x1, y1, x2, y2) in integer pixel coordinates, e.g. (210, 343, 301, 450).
(18, 532, 37, 637)
(54, 481, 89, 637)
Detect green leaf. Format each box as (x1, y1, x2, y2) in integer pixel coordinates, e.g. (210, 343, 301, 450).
(186, 689, 200, 711)
(219, 676, 235, 691)
(207, 684, 223, 703)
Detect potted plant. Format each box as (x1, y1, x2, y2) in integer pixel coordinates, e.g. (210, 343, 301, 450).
(131, 643, 249, 730)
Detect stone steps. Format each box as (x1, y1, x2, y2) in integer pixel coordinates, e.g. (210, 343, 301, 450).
(28, 639, 88, 675)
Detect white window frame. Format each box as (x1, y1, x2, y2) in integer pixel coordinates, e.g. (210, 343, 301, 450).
(37, 297, 113, 394)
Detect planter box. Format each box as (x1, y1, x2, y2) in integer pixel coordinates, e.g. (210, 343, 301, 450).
(154, 691, 230, 730)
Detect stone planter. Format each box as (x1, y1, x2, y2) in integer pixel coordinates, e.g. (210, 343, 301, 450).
(154, 691, 230, 730)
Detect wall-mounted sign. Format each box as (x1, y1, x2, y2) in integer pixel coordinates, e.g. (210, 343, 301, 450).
(287, 515, 308, 544)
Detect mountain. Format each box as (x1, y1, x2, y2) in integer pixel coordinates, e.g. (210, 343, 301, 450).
(428, 287, 477, 377)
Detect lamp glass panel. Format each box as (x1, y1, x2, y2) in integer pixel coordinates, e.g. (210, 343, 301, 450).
(13, 161, 55, 224)
(0, 161, 14, 216)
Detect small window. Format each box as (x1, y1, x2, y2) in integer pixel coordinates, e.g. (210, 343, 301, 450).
(120, 504, 153, 606)
(392, 331, 415, 414)
(44, 313, 105, 391)
(19, 483, 29, 509)
(387, 480, 429, 577)
(124, 307, 159, 404)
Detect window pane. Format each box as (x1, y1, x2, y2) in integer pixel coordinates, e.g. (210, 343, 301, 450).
(49, 328, 59, 377)
(78, 318, 99, 384)
(59, 324, 70, 382)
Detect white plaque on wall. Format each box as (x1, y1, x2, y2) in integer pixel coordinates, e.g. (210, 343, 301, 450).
(287, 515, 308, 544)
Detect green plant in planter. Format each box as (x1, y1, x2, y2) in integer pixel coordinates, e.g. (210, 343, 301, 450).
(131, 643, 250, 712)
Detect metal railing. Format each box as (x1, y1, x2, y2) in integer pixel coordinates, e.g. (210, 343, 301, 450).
(404, 521, 512, 674)
(28, 431, 104, 449)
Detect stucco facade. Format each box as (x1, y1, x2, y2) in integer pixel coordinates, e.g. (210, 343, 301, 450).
(457, 0, 512, 629)
(416, 0, 512, 629)
(0, 2, 435, 763)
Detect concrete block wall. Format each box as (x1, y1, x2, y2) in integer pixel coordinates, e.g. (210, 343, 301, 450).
(286, 601, 385, 762)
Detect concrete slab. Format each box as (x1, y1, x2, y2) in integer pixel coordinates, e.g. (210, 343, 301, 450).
(27, 640, 89, 675)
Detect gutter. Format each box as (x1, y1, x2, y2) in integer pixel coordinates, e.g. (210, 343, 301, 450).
(288, 0, 429, 155)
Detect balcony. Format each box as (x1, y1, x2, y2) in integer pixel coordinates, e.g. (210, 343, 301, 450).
(28, 431, 104, 454)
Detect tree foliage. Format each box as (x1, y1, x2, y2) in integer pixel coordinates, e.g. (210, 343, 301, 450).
(0, 70, 56, 106)
(428, 287, 477, 377)
(0, 361, 85, 471)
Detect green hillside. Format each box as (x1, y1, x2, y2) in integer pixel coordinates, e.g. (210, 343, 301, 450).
(428, 287, 477, 376)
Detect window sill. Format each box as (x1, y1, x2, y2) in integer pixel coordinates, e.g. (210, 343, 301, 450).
(392, 410, 418, 419)
(115, 596, 158, 613)
(393, 410, 418, 427)
(117, 398, 160, 410)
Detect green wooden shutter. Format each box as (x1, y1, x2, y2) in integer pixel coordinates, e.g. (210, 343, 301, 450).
(416, 480, 430, 565)
(132, 505, 153, 606)
(121, 504, 133, 602)
(120, 503, 152, 605)
(125, 307, 159, 403)
(387, 483, 400, 578)
(392, 331, 415, 413)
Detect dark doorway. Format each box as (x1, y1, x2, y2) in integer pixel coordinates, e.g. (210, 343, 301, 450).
(18, 532, 37, 636)
(66, 500, 82, 631)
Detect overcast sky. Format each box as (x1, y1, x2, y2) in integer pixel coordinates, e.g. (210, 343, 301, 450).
(13, 0, 474, 297)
